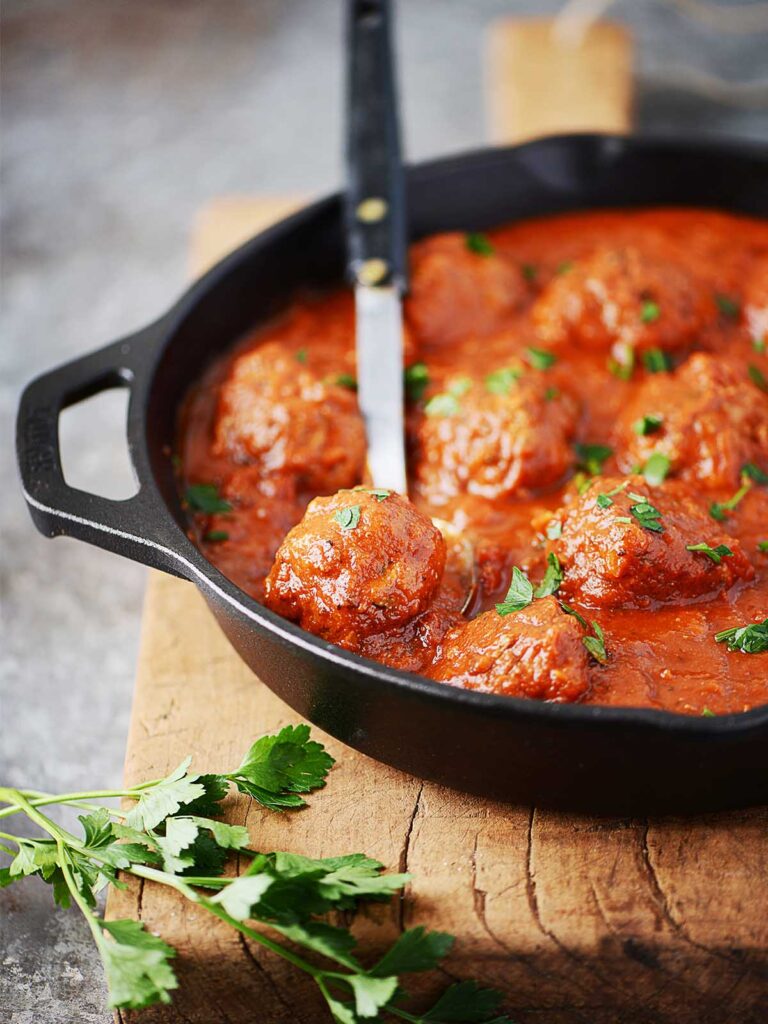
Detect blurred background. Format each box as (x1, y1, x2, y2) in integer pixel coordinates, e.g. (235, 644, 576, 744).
(1, 1, 767, 1019)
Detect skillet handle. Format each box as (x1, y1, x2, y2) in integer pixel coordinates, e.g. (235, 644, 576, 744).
(344, 0, 407, 289)
(16, 318, 187, 578)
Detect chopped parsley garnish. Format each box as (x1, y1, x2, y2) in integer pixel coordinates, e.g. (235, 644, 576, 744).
(709, 481, 751, 521)
(425, 377, 472, 417)
(685, 542, 733, 565)
(485, 366, 522, 395)
(353, 486, 391, 501)
(556, 260, 573, 275)
(714, 618, 768, 654)
(521, 262, 538, 283)
(596, 481, 628, 508)
(642, 348, 671, 373)
(404, 362, 429, 402)
(185, 483, 232, 515)
(742, 462, 768, 485)
(574, 442, 612, 476)
(628, 496, 664, 532)
(758, 540, 768, 553)
(465, 232, 494, 256)
(748, 364, 768, 393)
(295, 347, 308, 364)
(573, 472, 593, 495)
(715, 293, 740, 320)
(754, 336, 766, 354)
(333, 505, 361, 531)
(544, 386, 560, 401)
(534, 553, 563, 598)
(640, 300, 660, 324)
(496, 566, 534, 615)
(642, 451, 671, 486)
(608, 344, 635, 381)
(546, 519, 562, 540)
(204, 530, 229, 543)
(701, 707, 716, 717)
(561, 603, 608, 663)
(632, 413, 663, 436)
(332, 373, 357, 390)
(525, 346, 557, 371)
(614, 515, 632, 524)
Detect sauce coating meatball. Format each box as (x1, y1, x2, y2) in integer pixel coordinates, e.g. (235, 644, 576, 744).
(414, 376, 578, 500)
(548, 477, 753, 610)
(532, 245, 713, 356)
(213, 341, 366, 492)
(264, 489, 446, 650)
(617, 354, 768, 490)
(430, 596, 590, 702)
(406, 232, 528, 346)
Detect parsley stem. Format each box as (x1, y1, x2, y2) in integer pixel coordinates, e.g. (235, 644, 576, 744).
(0, 788, 73, 843)
(0, 841, 17, 856)
(0, 789, 149, 821)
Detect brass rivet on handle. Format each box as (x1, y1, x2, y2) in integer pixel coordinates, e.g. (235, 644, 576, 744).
(357, 258, 389, 286)
(356, 197, 388, 223)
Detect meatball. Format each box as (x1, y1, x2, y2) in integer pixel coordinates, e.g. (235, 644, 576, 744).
(406, 233, 527, 347)
(213, 341, 366, 492)
(617, 354, 768, 491)
(264, 489, 446, 650)
(531, 245, 712, 356)
(549, 476, 754, 610)
(430, 597, 590, 703)
(413, 376, 578, 500)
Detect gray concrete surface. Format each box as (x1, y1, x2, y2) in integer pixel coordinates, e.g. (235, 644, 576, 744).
(1, 1, 766, 1020)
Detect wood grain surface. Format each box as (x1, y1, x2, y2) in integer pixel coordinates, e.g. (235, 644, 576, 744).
(108, 20, 768, 1023)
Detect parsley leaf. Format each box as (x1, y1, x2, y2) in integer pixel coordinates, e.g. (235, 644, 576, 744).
(758, 540, 768, 553)
(640, 300, 660, 323)
(685, 543, 733, 565)
(557, 260, 573, 275)
(334, 505, 361, 531)
(525, 346, 557, 371)
(185, 483, 232, 515)
(709, 481, 751, 521)
(608, 344, 635, 381)
(226, 724, 335, 810)
(754, 336, 766, 354)
(748, 364, 768, 393)
(715, 293, 740, 320)
(521, 262, 538, 283)
(405, 362, 429, 402)
(485, 366, 522, 395)
(295, 348, 308, 364)
(642, 452, 671, 486)
(632, 414, 663, 436)
(534, 553, 563, 598)
(742, 462, 768, 485)
(421, 979, 510, 1022)
(714, 618, 768, 654)
(496, 566, 534, 615)
(99, 919, 177, 1010)
(629, 497, 664, 533)
(371, 926, 454, 976)
(642, 348, 671, 374)
(583, 621, 608, 665)
(204, 530, 229, 542)
(354, 486, 391, 501)
(574, 442, 612, 476)
(425, 377, 472, 417)
(333, 373, 358, 391)
(701, 707, 716, 717)
(124, 759, 207, 832)
(466, 232, 494, 256)
(596, 481, 628, 509)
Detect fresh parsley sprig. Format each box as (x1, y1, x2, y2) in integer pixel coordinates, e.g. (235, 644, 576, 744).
(714, 618, 768, 654)
(0, 727, 509, 1023)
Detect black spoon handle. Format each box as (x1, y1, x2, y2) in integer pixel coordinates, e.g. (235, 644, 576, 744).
(345, 0, 407, 290)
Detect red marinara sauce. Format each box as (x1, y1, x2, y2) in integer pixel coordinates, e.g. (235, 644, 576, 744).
(179, 209, 768, 715)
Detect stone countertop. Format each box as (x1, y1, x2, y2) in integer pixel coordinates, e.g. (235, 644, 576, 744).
(1, 1, 765, 1020)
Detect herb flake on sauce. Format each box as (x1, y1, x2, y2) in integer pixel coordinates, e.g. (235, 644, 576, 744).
(714, 619, 768, 654)
(334, 505, 361, 531)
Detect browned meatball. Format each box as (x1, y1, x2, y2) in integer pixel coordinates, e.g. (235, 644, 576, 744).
(548, 477, 754, 610)
(430, 597, 590, 702)
(744, 253, 768, 345)
(264, 489, 446, 650)
(531, 245, 713, 356)
(213, 341, 366, 492)
(617, 354, 768, 491)
(413, 376, 578, 499)
(406, 233, 527, 347)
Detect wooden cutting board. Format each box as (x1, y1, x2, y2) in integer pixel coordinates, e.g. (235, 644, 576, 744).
(108, 20, 768, 1024)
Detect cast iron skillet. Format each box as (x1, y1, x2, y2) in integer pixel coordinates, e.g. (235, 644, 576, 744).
(16, 134, 768, 814)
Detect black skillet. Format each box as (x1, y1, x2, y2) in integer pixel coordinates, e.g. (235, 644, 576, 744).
(16, 132, 768, 815)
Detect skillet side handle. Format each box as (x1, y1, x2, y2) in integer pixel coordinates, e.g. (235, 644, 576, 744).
(16, 319, 188, 579)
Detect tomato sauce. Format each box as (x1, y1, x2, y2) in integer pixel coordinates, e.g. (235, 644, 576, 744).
(179, 208, 768, 715)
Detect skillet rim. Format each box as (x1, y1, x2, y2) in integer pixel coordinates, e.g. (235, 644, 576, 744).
(134, 131, 768, 738)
